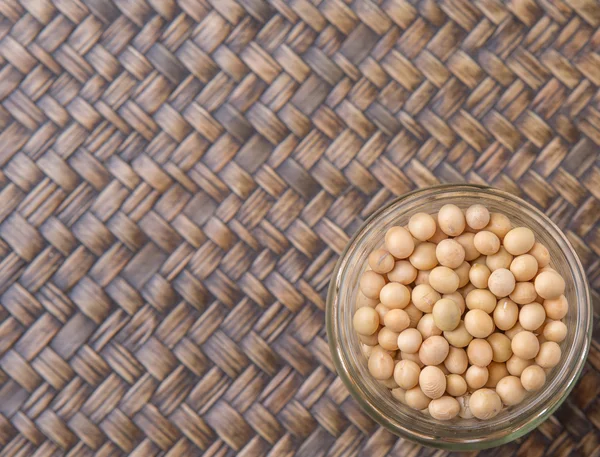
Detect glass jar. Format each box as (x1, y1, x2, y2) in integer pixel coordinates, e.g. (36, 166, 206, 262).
(326, 185, 592, 450)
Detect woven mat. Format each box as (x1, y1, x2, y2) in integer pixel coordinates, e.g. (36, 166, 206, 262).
(0, 0, 599, 456)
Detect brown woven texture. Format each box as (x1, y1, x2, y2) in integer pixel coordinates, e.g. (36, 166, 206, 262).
(0, 0, 599, 456)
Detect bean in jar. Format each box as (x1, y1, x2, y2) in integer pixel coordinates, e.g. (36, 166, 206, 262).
(503, 227, 535, 255)
(368, 249, 395, 274)
(429, 396, 460, 420)
(394, 360, 421, 390)
(521, 365, 546, 392)
(352, 203, 569, 421)
(419, 366, 446, 399)
(446, 374, 468, 396)
(436, 239, 466, 269)
(465, 204, 490, 230)
(397, 328, 423, 353)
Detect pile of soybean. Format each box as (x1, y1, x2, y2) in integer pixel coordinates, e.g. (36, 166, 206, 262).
(354, 204, 568, 421)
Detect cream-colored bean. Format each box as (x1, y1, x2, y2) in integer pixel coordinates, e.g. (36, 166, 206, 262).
(375, 303, 390, 322)
(414, 269, 431, 285)
(402, 350, 425, 368)
(504, 227, 535, 256)
(466, 289, 497, 313)
(394, 359, 421, 389)
(474, 231, 500, 256)
(387, 260, 417, 284)
(510, 282, 537, 305)
(360, 271, 386, 299)
(368, 347, 395, 379)
(469, 389, 502, 419)
(535, 341, 561, 368)
(408, 213, 437, 241)
(442, 291, 465, 314)
(485, 361, 509, 388)
(465, 365, 489, 390)
(469, 264, 491, 289)
(504, 322, 525, 340)
(438, 204, 465, 236)
(455, 232, 480, 261)
(411, 284, 440, 313)
(409, 242, 438, 271)
(496, 376, 526, 406)
(543, 320, 567, 343)
(486, 333, 512, 363)
(428, 266, 459, 294)
(488, 268, 516, 298)
(467, 339, 493, 367)
(429, 396, 460, 420)
(511, 331, 539, 360)
(378, 327, 400, 351)
(506, 354, 534, 376)
(436, 239, 465, 269)
(510, 254, 538, 282)
(419, 335, 450, 366)
(357, 291, 379, 309)
(379, 282, 411, 309)
(535, 271, 565, 300)
(417, 314, 442, 339)
(353, 307, 380, 335)
(464, 309, 495, 338)
(419, 366, 447, 399)
(385, 226, 415, 259)
(466, 204, 490, 230)
(405, 386, 432, 410)
(520, 365, 546, 392)
(519, 303, 546, 331)
(486, 247, 513, 272)
(444, 321, 473, 348)
(368, 249, 395, 274)
(384, 309, 410, 333)
(404, 303, 424, 328)
(444, 346, 468, 374)
(543, 295, 568, 320)
(528, 242, 550, 268)
(454, 261, 471, 288)
(397, 328, 423, 353)
(493, 298, 519, 331)
(432, 298, 461, 331)
(446, 374, 468, 397)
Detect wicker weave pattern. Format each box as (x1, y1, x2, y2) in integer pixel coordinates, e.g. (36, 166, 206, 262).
(0, 0, 599, 455)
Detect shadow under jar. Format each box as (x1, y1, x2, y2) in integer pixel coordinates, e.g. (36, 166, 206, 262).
(326, 185, 592, 450)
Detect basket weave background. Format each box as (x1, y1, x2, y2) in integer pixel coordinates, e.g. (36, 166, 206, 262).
(0, 0, 599, 455)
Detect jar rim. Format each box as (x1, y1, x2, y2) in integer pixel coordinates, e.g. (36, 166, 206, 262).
(326, 184, 592, 450)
